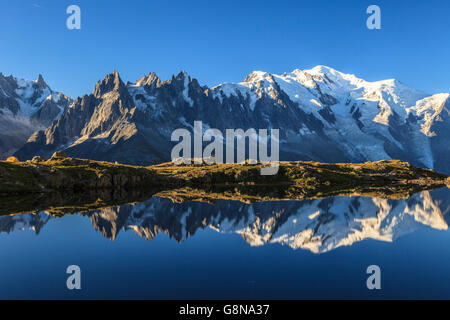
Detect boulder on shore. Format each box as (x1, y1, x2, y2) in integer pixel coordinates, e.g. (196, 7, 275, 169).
(32, 156, 46, 163)
(51, 151, 67, 160)
(6, 156, 20, 163)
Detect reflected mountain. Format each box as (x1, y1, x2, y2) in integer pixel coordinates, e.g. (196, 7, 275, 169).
(1, 188, 449, 254)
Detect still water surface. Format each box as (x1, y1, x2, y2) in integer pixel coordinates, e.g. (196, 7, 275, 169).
(1, 188, 450, 299)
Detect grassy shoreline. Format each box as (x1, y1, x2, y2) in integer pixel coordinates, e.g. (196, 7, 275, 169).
(1, 157, 449, 194)
(0, 157, 449, 216)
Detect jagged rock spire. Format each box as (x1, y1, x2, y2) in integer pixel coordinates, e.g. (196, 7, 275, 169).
(136, 72, 161, 87)
(36, 74, 49, 90)
(93, 70, 128, 97)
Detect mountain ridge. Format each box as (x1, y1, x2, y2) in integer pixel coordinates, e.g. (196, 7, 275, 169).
(2, 66, 449, 173)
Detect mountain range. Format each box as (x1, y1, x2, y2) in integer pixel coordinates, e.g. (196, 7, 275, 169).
(1, 66, 449, 173)
(2, 188, 449, 254)
(0, 72, 71, 158)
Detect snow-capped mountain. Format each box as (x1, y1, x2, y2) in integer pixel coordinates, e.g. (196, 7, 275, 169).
(10, 66, 450, 173)
(1, 188, 449, 254)
(0, 73, 72, 157)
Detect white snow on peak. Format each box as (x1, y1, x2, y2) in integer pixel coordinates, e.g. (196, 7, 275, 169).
(127, 85, 155, 111)
(0, 74, 71, 128)
(211, 65, 433, 120)
(16, 88, 52, 118)
(183, 75, 194, 107)
(242, 70, 264, 81)
(212, 82, 260, 111)
(305, 65, 365, 87)
(46, 92, 61, 103)
(128, 71, 195, 109)
(15, 78, 37, 100)
(406, 93, 450, 137)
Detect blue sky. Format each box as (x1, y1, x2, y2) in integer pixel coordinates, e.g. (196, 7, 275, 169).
(0, 0, 448, 98)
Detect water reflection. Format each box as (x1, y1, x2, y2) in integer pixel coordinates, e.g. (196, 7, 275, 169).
(1, 188, 449, 254)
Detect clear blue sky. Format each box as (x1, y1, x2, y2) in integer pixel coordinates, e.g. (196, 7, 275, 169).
(0, 0, 448, 98)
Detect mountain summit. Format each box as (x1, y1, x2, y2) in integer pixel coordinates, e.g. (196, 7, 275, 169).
(7, 66, 450, 173)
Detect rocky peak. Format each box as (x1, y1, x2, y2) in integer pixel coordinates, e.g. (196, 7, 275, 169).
(165, 70, 188, 86)
(135, 72, 161, 87)
(36, 74, 49, 90)
(242, 71, 269, 83)
(175, 70, 189, 80)
(93, 70, 127, 98)
(0, 74, 16, 96)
